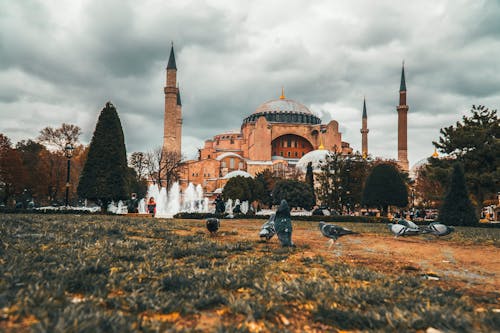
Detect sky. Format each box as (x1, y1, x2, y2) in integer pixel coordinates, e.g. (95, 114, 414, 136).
(1, 0, 499, 168)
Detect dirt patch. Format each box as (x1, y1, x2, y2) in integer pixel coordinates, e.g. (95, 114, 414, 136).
(175, 218, 500, 296)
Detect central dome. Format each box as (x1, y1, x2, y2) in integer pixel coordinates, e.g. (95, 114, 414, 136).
(253, 98, 313, 115)
(242, 92, 321, 125)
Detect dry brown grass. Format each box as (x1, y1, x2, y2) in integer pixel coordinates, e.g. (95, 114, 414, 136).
(0, 214, 499, 332)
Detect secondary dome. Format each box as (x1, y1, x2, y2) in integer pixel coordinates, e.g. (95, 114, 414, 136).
(295, 149, 332, 172)
(253, 98, 313, 115)
(223, 170, 254, 179)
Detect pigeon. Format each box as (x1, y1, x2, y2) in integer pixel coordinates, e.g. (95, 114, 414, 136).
(259, 214, 276, 240)
(206, 218, 220, 234)
(423, 222, 455, 236)
(396, 218, 420, 230)
(388, 223, 420, 237)
(319, 221, 358, 248)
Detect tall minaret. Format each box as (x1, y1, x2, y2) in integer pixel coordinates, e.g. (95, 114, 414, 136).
(397, 62, 409, 171)
(360, 97, 369, 158)
(163, 43, 182, 156)
(175, 85, 182, 154)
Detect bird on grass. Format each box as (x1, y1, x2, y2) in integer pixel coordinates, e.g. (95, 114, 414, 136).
(206, 218, 220, 235)
(423, 222, 455, 237)
(396, 218, 420, 230)
(258, 213, 276, 241)
(388, 223, 420, 238)
(319, 221, 358, 248)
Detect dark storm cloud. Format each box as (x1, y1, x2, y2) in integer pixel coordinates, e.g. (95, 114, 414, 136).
(0, 0, 499, 165)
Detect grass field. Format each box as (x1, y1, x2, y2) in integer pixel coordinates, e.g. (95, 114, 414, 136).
(1, 214, 499, 332)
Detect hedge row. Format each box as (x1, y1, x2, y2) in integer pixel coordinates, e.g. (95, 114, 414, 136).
(0, 208, 105, 215)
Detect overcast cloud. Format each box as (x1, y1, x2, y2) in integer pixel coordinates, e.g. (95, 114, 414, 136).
(1, 0, 499, 167)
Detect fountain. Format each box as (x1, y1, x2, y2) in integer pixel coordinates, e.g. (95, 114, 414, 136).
(225, 198, 233, 215)
(241, 201, 249, 214)
(138, 181, 210, 218)
(107, 200, 127, 214)
(154, 187, 168, 217)
(166, 182, 180, 215)
(138, 199, 146, 214)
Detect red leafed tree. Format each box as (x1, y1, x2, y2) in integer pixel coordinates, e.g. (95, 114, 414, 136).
(0, 134, 28, 206)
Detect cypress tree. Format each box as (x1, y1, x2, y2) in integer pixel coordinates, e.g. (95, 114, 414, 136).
(305, 162, 316, 206)
(438, 163, 478, 226)
(362, 163, 408, 215)
(77, 102, 129, 209)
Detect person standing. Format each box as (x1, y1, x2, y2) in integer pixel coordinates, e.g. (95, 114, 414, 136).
(147, 197, 156, 217)
(275, 199, 294, 247)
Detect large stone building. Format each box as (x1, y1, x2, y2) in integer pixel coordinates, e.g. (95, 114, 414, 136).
(179, 87, 353, 195)
(163, 45, 409, 195)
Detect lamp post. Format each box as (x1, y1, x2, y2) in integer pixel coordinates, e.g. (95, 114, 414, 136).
(64, 142, 74, 207)
(345, 155, 351, 215)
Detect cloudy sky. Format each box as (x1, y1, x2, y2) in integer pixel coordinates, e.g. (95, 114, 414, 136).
(1, 0, 499, 168)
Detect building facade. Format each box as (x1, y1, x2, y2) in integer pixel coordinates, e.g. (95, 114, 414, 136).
(179, 90, 352, 195)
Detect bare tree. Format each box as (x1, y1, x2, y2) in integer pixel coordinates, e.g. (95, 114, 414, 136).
(145, 147, 183, 189)
(38, 123, 82, 151)
(129, 152, 148, 179)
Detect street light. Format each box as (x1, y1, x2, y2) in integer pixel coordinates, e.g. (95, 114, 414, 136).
(64, 142, 74, 207)
(345, 156, 351, 215)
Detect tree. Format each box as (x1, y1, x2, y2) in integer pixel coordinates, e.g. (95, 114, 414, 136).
(414, 161, 446, 209)
(438, 163, 478, 226)
(16, 140, 48, 204)
(316, 152, 343, 211)
(316, 152, 370, 213)
(343, 153, 372, 212)
(222, 176, 254, 202)
(0, 134, 28, 206)
(129, 152, 148, 179)
(305, 162, 316, 206)
(38, 123, 82, 151)
(128, 152, 148, 198)
(272, 179, 314, 210)
(77, 102, 129, 209)
(362, 163, 408, 215)
(35, 123, 85, 205)
(127, 167, 147, 199)
(145, 148, 182, 190)
(431, 105, 499, 213)
(254, 169, 279, 208)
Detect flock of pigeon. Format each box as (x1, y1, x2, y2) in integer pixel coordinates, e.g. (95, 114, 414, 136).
(205, 216, 455, 247)
(388, 219, 455, 237)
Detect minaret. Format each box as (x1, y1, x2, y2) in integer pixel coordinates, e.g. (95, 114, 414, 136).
(360, 97, 369, 158)
(175, 85, 182, 154)
(397, 62, 409, 171)
(163, 43, 181, 156)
